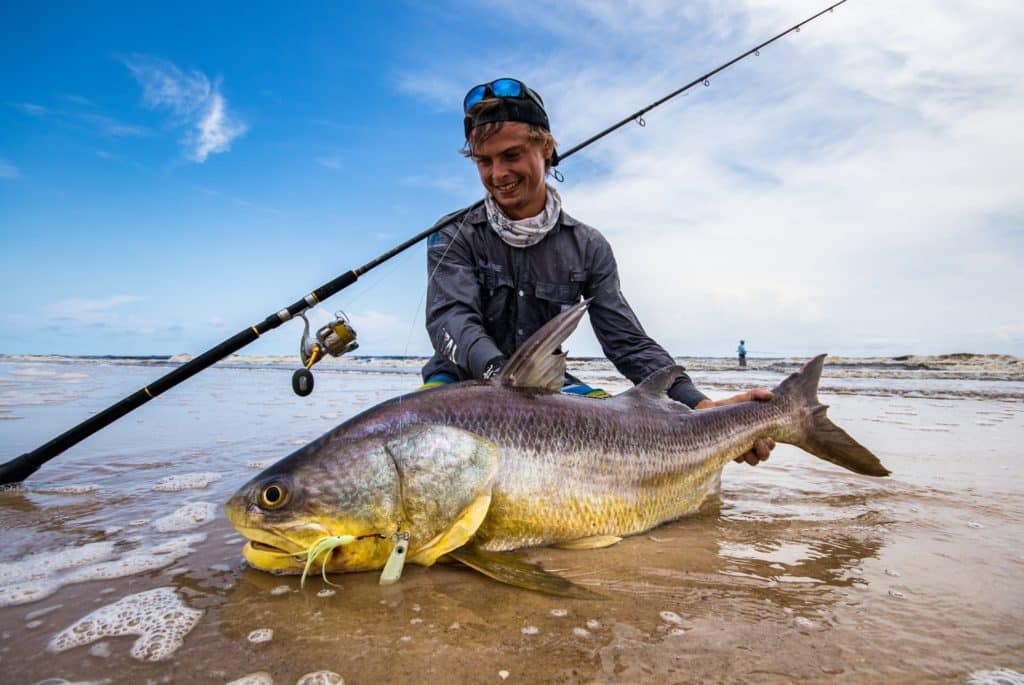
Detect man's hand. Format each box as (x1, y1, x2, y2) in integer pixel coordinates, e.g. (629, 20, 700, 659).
(695, 389, 776, 466)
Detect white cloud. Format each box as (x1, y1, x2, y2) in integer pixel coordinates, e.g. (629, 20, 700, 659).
(0, 158, 18, 179)
(402, 0, 1024, 355)
(40, 295, 187, 341)
(45, 295, 144, 319)
(317, 157, 344, 170)
(11, 102, 48, 117)
(124, 55, 247, 162)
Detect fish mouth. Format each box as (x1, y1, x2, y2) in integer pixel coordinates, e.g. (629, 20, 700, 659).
(233, 523, 393, 575)
(242, 540, 307, 574)
(233, 525, 314, 574)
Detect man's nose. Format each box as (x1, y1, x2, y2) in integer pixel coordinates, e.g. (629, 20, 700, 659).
(491, 158, 510, 180)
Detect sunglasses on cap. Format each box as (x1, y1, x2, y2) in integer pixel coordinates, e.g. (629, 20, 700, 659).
(463, 78, 546, 114)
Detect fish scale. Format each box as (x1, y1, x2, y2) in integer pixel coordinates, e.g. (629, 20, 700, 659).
(335, 382, 790, 550)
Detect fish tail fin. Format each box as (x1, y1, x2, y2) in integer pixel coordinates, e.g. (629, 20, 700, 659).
(775, 355, 890, 477)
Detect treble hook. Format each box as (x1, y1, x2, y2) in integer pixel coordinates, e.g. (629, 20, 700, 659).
(704, 79, 710, 87)
(551, 168, 565, 183)
(635, 115, 646, 127)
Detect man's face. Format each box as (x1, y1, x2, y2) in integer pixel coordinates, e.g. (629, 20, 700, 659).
(471, 122, 551, 220)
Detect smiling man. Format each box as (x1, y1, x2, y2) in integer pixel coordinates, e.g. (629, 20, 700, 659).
(421, 78, 773, 466)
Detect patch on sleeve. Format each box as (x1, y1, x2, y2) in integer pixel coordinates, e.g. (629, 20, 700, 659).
(428, 231, 451, 249)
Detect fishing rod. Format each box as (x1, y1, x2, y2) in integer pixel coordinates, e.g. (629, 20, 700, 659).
(0, 0, 847, 486)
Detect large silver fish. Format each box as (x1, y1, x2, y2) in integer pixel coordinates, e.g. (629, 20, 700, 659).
(225, 301, 889, 596)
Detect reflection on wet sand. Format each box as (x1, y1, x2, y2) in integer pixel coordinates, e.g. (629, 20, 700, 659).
(205, 495, 890, 683)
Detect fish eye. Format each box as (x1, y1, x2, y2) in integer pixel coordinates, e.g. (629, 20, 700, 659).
(258, 482, 288, 509)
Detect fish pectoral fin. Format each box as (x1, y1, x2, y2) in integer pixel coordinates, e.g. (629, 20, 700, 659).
(555, 535, 623, 550)
(447, 546, 604, 600)
(407, 492, 492, 567)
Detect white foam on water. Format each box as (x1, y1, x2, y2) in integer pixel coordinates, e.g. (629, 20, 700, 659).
(269, 585, 290, 596)
(659, 610, 685, 626)
(32, 485, 101, 495)
(247, 628, 273, 644)
(573, 627, 591, 638)
(316, 589, 336, 598)
(47, 587, 203, 661)
(152, 502, 217, 532)
(0, 535, 205, 607)
(247, 462, 272, 470)
(88, 641, 111, 658)
(1, 541, 116, 581)
(966, 668, 1024, 685)
(586, 619, 601, 630)
(794, 617, 819, 630)
(521, 626, 540, 635)
(550, 608, 568, 617)
(225, 673, 275, 685)
(296, 672, 345, 685)
(26, 604, 63, 620)
(152, 472, 222, 492)
(499, 671, 510, 681)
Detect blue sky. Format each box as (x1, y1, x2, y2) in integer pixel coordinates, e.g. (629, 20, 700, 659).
(2, 1, 1022, 359)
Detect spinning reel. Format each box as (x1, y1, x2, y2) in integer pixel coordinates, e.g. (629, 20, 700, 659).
(292, 311, 359, 396)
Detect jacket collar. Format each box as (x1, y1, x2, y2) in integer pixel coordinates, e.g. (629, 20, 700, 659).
(465, 196, 578, 228)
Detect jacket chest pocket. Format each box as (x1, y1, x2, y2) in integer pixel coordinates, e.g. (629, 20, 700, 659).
(535, 270, 587, 305)
(476, 267, 515, 328)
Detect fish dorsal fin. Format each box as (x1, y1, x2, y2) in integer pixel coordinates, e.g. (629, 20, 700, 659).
(499, 300, 590, 392)
(616, 364, 693, 409)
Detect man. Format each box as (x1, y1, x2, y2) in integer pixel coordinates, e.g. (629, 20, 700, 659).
(421, 78, 773, 466)
(738, 339, 747, 367)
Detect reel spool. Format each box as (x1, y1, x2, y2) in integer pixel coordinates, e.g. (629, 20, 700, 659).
(292, 311, 359, 396)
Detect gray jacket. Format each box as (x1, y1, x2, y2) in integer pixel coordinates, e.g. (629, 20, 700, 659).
(422, 202, 708, 408)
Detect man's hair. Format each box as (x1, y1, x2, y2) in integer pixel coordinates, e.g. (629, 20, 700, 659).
(461, 99, 558, 171)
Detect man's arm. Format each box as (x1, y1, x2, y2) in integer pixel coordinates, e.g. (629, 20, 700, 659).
(425, 224, 505, 379)
(582, 231, 708, 407)
(584, 230, 773, 465)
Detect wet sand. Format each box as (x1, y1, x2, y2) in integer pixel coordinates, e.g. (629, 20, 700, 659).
(0, 361, 1022, 684)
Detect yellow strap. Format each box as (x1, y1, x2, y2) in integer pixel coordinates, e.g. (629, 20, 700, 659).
(415, 380, 449, 392)
(143, 387, 154, 398)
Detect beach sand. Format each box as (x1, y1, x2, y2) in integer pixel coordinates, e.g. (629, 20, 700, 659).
(0, 360, 1021, 684)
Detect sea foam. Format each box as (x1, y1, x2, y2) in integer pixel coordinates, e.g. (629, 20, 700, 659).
(152, 502, 217, 532)
(0, 535, 205, 607)
(152, 472, 222, 491)
(47, 587, 203, 661)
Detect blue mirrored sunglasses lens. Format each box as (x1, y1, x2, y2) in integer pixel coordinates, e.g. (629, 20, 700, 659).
(490, 79, 523, 97)
(464, 85, 487, 112)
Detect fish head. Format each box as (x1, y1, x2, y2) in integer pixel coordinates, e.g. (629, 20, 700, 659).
(224, 424, 500, 575)
(224, 432, 403, 574)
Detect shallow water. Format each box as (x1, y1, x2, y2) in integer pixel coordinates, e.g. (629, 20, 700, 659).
(0, 359, 1022, 684)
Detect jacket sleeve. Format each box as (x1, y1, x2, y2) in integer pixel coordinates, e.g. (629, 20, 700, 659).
(583, 232, 708, 408)
(424, 222, 504, 379)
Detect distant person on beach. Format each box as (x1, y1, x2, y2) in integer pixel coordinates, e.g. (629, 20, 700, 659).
(738, 340, 747, 367)
(420, 77, 774, 466)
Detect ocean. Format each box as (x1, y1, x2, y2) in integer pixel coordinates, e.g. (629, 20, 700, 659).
(0, 354, 1022, 683)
